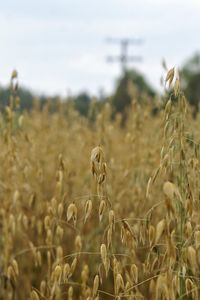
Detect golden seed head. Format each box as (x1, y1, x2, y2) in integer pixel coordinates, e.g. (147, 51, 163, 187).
(155, 219, 166, 244)
(63, 263, 70, 281)
(187, 246, 197, 275)
(67, 203, 77, 223)
(68, 286, 73, 297)
(84, 199, 92, 223)
(93, 275, 99, 296)
(11, 69, 18, 79)
(40, 280, 46, 295)
(99, 200, 106, 222)
(54, 265, 62, 281)
(115, 273, 124, 294)
(75, 235, 82, 252)
(163, 181, 179, 200)
(91, 146, 104, 164)
(30, 290, 40, 300)
(70, 257, 77, 274)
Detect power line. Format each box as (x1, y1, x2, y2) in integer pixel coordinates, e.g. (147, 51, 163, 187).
(106, 37, 143, 73)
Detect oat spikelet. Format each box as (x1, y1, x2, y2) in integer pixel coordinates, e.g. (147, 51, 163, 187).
(7, 265, 16, 283)
(84, 200, 92, 223)
(31, 290, 40, 300)
(109, 210, 115, 230)
(187, 246, 197, 275)
(115, 273, 124, 295)
(58, 203, 63, 218)
(185, 221, 192, 239)
(68, 286, 73, 299)
(56, 225, 64, 240)
(100, 243, 110, 276)
(163, 181, 181, 201)
(156, 274, 169, 300)
(99, 200, 106, 222)
(54, 265, 62, 282)
(149, 225, 155, 247)
(71, 257, 77, 275)
(155, 219, 166, 244)
(146, 177, 152, 199)
(93, 275, 99, 297)
(185, 278, 193, 297)
(91, 146, 104, 164)
(11, 69, 18, 79)
(174, 78, 180, 97)
(130, 264, 138, 284)
(195, 230, 200, 249)
(40, 280, 46, 296)
(100, 244, 107, 266)
(11, 259, 19, 276)
(165, 67, 175, 86)
(44, 216, 51, 230)
(75, 235, 82, 252)
(67, 203, 77, 223)
(63, 263, 71, 282)
(107, 227, 112, 248)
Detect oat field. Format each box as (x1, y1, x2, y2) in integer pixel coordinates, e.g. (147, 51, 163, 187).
(1, 70, 200, 300)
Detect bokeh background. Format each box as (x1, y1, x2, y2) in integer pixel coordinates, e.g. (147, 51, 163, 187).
(0, 0, 200, 96)
(0, 0, 200, 120)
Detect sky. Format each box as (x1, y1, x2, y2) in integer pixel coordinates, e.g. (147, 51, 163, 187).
(0, 0, 199, 97)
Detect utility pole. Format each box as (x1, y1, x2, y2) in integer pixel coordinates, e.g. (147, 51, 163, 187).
(106, 38, 143, 73)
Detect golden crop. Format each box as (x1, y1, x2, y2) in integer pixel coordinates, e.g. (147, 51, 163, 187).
(1, 70, 200, 299)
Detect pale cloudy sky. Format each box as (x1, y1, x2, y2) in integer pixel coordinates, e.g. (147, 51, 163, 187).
(0, 0, 199, 96)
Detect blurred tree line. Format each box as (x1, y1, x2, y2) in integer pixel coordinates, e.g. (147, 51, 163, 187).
(181, 53, 200, 115)
(0, 86, 49, 111)
(0, 52, 200, 119)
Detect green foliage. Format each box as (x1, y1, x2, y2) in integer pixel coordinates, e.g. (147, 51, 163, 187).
(73, 92, 91, 117)
(0, 70, 156, 122)
(0, 85, 47, 111)
(181, 53, 200, 113)
(112, 69, 155, 123)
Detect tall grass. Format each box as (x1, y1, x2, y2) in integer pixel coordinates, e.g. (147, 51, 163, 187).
(0, 69, 200, 300)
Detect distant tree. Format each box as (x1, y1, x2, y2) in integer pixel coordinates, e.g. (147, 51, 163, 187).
(112, 69, 155, 123)
(181, 53, 200, 114)
(73, 92, 91, 117)
(0, 86, 37, 111)
(0, 85, 58, 112)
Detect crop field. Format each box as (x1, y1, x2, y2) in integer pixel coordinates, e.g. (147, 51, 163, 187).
(1, 70, 200, 300)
